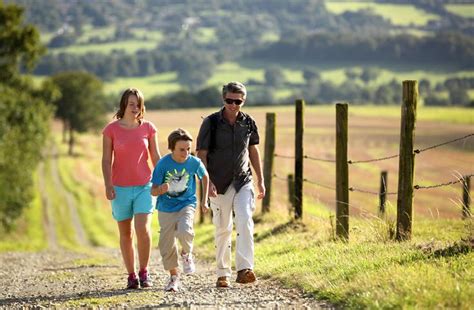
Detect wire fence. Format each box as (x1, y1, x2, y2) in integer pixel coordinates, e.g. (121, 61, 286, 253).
(274, 133, 472, 193)
(414, 174, 473, 190)
(266, 88, 471, 240)
(414, 133, 473, 154)
(277, 133, 472, 165)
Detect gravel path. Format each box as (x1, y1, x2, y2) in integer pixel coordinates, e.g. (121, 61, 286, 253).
(0, 147, 332, 308)
(0, 249, 331, 309)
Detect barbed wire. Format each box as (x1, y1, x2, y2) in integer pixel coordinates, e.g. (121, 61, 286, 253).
(303, 178, 337, 191)
(348, 154, 399, 164)
(349, 187, 397, 195)
(274, 154, 295, 159)
(304, 155, 337, 163)
(273, 173, 474, 201)
(272, 173, 289, 181)
(274, 173, 471, 194)
(275, 134, 472, 165)
(414, 133, 473, 154)
(414, 174, 473, 190)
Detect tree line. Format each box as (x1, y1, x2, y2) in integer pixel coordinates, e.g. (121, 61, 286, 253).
(145, 73, 473, 108)
(250, 32, 474, 70)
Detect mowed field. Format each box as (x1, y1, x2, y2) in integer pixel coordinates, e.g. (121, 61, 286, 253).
(324, 1, 440, 26)
(76, 105, 472, 225)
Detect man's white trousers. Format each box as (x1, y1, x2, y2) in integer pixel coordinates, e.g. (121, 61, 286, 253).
(210, 182, 255, 277)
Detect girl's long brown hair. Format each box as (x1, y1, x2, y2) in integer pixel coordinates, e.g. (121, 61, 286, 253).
(114, 88, 145, 120)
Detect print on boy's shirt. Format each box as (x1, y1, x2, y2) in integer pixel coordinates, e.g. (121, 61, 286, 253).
(165, 168, 189, 197)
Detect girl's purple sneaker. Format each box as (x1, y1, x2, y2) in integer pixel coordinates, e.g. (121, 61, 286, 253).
(127, 273, 139, 289)
(139, 270, 153, 288)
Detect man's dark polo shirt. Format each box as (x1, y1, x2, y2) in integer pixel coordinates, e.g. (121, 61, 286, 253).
(196, 108, 259, 194)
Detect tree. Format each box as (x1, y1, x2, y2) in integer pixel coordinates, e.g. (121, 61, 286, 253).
(449, 88, 470, 106)
(418, 79, 431, 96)
(303, 68, 321, 84)
(176, 53, 216, 92)
(265, 66, 286, 87)
(344, 69, 359, 81)
(50, 71, 106, 155)
(0, 84, 53, 229)
(360, 67, 380, 85)
(0, 3, 45, 83)
(0, 3, 52, 230)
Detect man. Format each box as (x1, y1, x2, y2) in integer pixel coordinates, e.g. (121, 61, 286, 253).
(196, 81, 265, 288)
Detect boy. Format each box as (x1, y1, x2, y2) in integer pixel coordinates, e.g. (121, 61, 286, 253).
(151, 128, 209, 292)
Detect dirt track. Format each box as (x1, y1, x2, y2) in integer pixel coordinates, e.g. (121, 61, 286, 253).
(0, 150, 330, 309)
(0, 248, 331, 308)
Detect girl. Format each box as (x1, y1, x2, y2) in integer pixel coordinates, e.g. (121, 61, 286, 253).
(102, 88, 161, 289)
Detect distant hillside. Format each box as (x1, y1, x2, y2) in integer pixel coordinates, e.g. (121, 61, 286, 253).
(6, 0, 474, 106)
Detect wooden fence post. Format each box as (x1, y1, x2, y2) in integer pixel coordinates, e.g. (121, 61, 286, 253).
(379, 171, 388, 217)
(262, 113, 276, 213)
(462, 175, 471, 218)
(336, 103, 349, 240)
(396, 80, 418, 241)
(295, 99, 305, 220)
(288, 174, 295, 215)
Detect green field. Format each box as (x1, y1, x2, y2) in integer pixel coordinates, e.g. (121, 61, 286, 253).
(76, 25, 116, 44)
(325, 1, 440, 26)
(43, 24, 163, 55)
(129, 28, 164, 41)
(49, 40, 158, 55)
(445, 4, 474, 18)
(195, 27, 217, 44)
(104, 72, 181, 98)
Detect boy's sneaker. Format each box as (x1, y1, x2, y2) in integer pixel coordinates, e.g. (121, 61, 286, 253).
(164, 275, 180, 292)
(181, 252, 196, 274)
(139, 269, 152, 288)
(126, 273, 139, 289)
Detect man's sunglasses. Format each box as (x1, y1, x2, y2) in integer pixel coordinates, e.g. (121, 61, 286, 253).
(224, 98, 244, 105)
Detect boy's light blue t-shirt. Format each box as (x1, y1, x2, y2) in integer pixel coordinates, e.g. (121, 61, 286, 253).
(151, 154, 206, 212)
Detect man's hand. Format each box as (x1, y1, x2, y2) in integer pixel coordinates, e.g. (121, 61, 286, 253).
(256, 180, 265, 199)
(209, 181, 218, 197)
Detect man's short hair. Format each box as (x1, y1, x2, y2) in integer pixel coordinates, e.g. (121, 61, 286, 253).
(168, 128, 193, 150)
(222, 81, 247, 98)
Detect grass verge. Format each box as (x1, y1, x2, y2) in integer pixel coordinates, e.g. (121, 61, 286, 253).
(54, 136, 118, 247)
(43, 153, 79, 250)
(0, 169, 47, 252)
(194, 202, 473, 308)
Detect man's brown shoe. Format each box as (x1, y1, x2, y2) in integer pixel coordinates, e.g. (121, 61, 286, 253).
(216, 276, 230, 288)
(236, 269, 256, 284)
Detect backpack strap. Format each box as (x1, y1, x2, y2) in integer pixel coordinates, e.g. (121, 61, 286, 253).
(208, 113, 219, 152)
